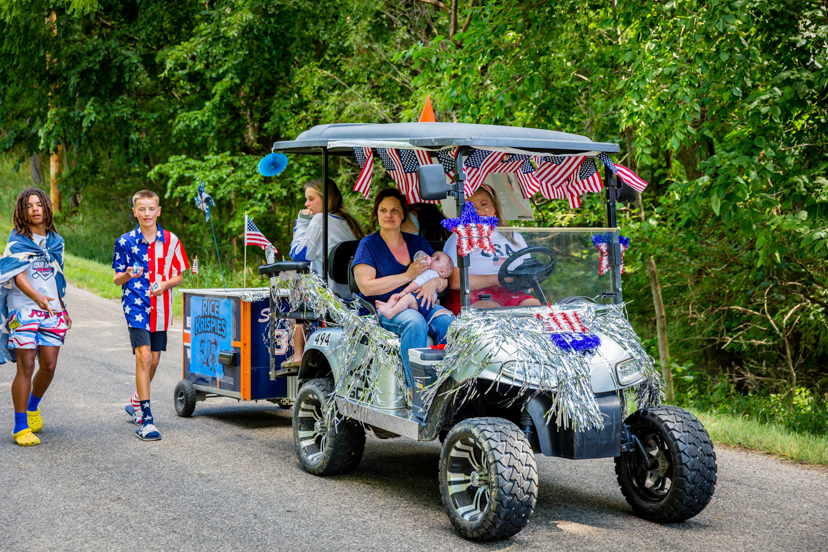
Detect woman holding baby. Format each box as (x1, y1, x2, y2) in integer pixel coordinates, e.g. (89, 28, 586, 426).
(352, 189, 455, 388)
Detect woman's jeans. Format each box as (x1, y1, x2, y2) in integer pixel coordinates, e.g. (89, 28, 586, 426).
(378, 302, 454, 388)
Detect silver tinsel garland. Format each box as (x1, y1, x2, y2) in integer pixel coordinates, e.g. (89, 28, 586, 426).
(273, 272, 661, 431)
(272, 271, 410, 411)
(421, 304, 663, 432)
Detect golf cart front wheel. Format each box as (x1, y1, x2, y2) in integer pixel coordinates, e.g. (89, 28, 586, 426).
(292, 378, 365, 476)
(439, 417, 538, 541)
(615, 406, 717, 522)
(174, 380, 197, 417)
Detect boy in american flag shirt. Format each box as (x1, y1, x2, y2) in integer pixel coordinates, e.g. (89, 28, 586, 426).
(112, 190, 189, 441)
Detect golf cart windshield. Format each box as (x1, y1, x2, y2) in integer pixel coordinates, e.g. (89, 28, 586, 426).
(471, 227, 617, 309)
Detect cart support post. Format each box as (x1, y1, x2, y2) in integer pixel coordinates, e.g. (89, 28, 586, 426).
(455, 147, 470, 311)
(605, 165, 623, 304)
(322, 148, 329, 279)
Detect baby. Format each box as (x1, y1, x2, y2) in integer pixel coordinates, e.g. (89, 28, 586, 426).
(376, 251, 454, 319)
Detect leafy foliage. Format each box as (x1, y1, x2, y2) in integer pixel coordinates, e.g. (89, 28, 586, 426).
(1, 0, 826, 427)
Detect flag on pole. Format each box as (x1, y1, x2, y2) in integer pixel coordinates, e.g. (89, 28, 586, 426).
(352, 147, 374, 198)
(245, 215, 274, 251)
(192, 257, 198, 274)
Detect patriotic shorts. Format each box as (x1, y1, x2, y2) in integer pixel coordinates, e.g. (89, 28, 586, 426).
(7, 309, 69, 349)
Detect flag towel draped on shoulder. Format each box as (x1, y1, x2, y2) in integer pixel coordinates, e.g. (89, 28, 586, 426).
(0, 230, 66, 364)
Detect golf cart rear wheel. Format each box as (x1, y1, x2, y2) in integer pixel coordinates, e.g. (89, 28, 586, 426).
(292, 378, 365, 476)
(439, 417, 538, 541)
(615, 406, 717, 522)
(174, 380, 197, 417)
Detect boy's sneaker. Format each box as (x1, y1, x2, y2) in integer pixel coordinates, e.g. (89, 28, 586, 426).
(135, 424, 161, 441)
(125, 404, 142, 425)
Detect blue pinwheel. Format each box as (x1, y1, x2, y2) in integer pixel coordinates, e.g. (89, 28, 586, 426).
(194, 182, 216, 221)
(193, 181, 226, 290)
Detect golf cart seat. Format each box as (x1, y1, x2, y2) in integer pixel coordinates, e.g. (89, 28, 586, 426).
(328, 240, 361, 299)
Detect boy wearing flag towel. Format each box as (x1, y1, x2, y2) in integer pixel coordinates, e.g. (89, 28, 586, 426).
(113, 190, 189, 441)
(0, 188, 71, 446)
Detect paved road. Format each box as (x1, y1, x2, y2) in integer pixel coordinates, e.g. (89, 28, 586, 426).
(1, 285, 826, 551)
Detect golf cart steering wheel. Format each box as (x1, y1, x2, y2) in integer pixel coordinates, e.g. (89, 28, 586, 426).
(497, 246, 557, 304)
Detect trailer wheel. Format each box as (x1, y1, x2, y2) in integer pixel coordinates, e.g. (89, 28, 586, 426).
(615, 406, 717, 522)
(439, 417, 537, 541)
(174, 380, 197, 417)
(293, 378, 365, 476)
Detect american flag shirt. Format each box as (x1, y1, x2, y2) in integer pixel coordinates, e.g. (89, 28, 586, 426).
(112, 224, 189, 332)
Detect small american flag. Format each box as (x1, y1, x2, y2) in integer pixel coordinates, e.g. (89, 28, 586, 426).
(245, 215, 273, 251)
(376, 148, 439, 204)
(437, 147, 459, 178)
(615, 164, 649, 192)
(352, 147, 373, 198)
(192, 257, 198, 275)
(597, 154, 649, 193)
(463, 149, 504, 195)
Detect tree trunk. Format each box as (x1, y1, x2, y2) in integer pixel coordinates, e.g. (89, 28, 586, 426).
(676, 142, 704, 181)
(46, 11, 62, 212)
(50, 144, 62, 212)
(647, 255, 674, 399)
(30, 153, 44, 184)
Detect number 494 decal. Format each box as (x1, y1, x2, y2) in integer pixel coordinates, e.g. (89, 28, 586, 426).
(313, 332, 331, 347)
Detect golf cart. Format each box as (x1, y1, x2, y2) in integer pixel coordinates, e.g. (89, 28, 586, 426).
(260, 123, 717, 541)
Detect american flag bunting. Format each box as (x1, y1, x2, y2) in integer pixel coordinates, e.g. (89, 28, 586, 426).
(352, 147, 373, 198)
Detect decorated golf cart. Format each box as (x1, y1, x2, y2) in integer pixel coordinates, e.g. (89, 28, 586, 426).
(259, 123, 717, 541)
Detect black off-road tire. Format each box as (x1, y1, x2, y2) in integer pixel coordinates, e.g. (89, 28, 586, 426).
(174, 380, 197, 417)
(615, 406, 717, 522)
(439, 417, 538, 541)
(293, 378, 365, 476)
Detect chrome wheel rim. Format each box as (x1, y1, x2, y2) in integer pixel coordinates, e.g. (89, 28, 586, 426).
(625, 430, 673, 502)
(446, 436, 490, 521)
(296, 394, 327, 464)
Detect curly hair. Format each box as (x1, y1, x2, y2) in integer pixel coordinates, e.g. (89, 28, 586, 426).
(13, 187, 57, 239)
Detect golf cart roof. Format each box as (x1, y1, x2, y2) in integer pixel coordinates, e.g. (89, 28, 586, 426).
(272, 123, 620, 156)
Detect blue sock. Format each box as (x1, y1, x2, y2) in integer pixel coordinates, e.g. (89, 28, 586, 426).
(14, 412, 28, 434)
(27, 394, 42, 412)
(139, 400, 153, 426)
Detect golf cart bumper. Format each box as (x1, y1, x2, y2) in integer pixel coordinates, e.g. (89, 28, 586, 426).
(526, 392, 623, 459)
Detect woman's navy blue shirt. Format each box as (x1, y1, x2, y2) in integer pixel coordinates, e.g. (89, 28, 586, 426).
(352, 232, 434, 304)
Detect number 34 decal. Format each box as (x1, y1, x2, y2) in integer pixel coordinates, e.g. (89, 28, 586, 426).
(313, 332, 331, 347)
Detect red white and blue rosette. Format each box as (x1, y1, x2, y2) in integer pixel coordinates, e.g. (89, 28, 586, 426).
(591, 233, 630, 275)
(440, 202, 499, 256)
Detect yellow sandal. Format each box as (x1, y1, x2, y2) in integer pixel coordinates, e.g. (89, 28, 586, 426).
(27, 409, 43, 433)
(12, 428, 40, 446)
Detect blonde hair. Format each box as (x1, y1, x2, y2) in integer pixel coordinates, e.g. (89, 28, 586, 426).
(132, 190, 160, 207)
(475, 185, 518, 246)
(305, 179, 364, 240)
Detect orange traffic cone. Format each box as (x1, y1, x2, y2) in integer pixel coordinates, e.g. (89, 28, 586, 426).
(418, 95, 436, 123)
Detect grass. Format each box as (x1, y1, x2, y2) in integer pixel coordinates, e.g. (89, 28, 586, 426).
(689, 408, 828, 465)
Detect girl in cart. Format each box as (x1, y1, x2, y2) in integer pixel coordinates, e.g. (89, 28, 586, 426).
(283, 179, 364, 369)
(444, 185, 541, 314)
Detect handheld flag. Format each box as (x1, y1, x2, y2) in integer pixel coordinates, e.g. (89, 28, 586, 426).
(245, 215, 275, 251)
(192, 257, 198, 275)
(194, 182, 215, 221)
